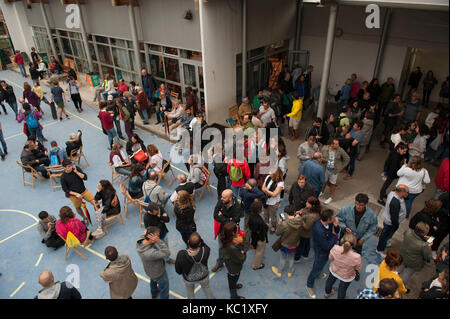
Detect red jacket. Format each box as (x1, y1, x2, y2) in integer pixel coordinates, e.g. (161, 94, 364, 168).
(137, 92, 149, 110)
(14, 53, 24, 65)
(117, 83, 129, 94)
(56, 218, 86, 243)
(435, 157, 449, 192)
(227, 159, 251, 187)
(99, 110, 114, 130)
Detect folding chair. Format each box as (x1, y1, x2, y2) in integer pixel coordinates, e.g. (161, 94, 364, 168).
(44, 166, 64, 191)
(103, 211, 125, 234)
(59, 230, 91, 261)
(157, 157, 175, 187)
(195, 165, 213, 202)
(107, 161, 128, 185)
(119, 182, 143, 221)
(70, 145, 89, 169)
(137, 200, 150, 228)
(16, 161, 43, 188)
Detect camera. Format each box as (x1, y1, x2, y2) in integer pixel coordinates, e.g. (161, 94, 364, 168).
(279, 213, 286, 220)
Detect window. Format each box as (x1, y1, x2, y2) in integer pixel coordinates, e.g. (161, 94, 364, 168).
(164, 46, 178, 56)
(149, 54, 165, 78)
(61, 38, 72, 55)
(164, 57, 180, 83)
(149, 44, 162, 52)
(180, 49, 202, 61)
(71, 39, 85, 58)
(97, 44, 113, 65)
(75, 58, 88, 73)
(59, 30, 68, 37)
(166, 83, 182, 99)
(110, 38, 126, 48)
(111, 47, 130, 69)
(89, 43, 97, 61)
(102, 65, 115, 79)
(183, 64, 196, 87)
(96, 35, 109, 44)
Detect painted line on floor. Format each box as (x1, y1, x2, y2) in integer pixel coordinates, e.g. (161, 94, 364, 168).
(10, 282, 25, 298)
(193, 271, 218, 295)
(0, 209, 39, 245)
(5, 121, 59, 141)
(85, 245, 186, 299)
(35, 253, 44, 267)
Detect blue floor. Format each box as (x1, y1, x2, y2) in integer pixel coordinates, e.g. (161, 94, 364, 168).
(0, 70, 382, 299)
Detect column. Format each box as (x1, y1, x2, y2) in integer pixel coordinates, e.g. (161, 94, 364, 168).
(39, 1, 58, 59)
(242, 0, 247, 99)
(128, 4, 143, 88)
(373, 8, 392, 79)
(317, 3, 338, 120)
(77, 1, 94, 73)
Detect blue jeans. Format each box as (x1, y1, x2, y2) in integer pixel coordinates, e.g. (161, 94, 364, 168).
(156, 109, 165, 124)
(432, 143, 449, 162)
(7, 101, 18, 117)
(18, 64, 27, 77)
(279, 248, 296, 273)
(113, 119, 123, 138)
(294, 236, 311, 260)
(28, 126, 44, 143)
(404, 192, 419, 218)
(115, 166, 131, 176)
(0, 128, 6, 157)
(138, 109, 150, 123)
(325, 272, 352, 299)
(105, 128, 118, 147)
(347, 155, 357, 176)
(377, 223, 398, 252)
(307, 251, 329, 288)
(102, 91, 119, 101)
(150, 271, 169, 299)
(230, 185, 242, 200)
(144, 88, 153, 103)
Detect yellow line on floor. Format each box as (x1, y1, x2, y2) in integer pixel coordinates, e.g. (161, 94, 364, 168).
(85, 245, 186, 299)
(10, 282, 25, 298)
(35, 253, 44, 267)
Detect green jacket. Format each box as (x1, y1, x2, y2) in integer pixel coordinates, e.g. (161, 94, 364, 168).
(399, 228, 432, 271)
(275, 216, 303, 248)
(253, 95, 261, 109)
(379, 83, 395, 103)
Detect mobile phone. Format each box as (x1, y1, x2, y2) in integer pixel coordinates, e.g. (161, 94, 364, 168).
(427, 236, 435, 244)
(279, 213, 286, 220)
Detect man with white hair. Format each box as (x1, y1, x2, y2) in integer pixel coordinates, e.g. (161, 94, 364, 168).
(239, 97, 252, 119)
(170, 174, 195, 203)
(187, 155, 206, 190)
(35, 270, 82, 299)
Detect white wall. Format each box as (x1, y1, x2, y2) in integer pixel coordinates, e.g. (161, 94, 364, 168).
(0, 0, 34, 57)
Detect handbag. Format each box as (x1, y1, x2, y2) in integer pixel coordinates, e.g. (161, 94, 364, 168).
(271, 237, 282, 252)
(133, 150, 149, 162)
(430, 134, 441, 151)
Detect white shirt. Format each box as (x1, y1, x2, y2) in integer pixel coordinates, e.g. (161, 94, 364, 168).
(391, 133, 403, 148)
(112, 150, 128, 168)
(264, 175, 284, 206)
(259, 106, 275, 125)
(150, 151, 163, 172)
(396, 165, 430, 194)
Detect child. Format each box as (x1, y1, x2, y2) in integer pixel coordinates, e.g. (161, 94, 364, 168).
(50, 81, 69, 121)
(285, 91, 303, 141)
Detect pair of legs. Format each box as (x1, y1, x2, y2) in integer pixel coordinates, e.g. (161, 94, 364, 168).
(18, 64, 27, 77)
(288, 117, 301, 141)
(264, 202, 280, 232)
(105, 128, 119, 148)
(422, 88, 433, 107)
(377, 223, 399, 252)
(0, 128, 7, 158)
(322, 172, 338, 200)
(56, 102, 68, 120)
(294, 236, 311, 261)
(150, 271, 170, 299)
(94, 87, 104, 102)
(183, 277, 215, 299)
(7, 101, 18, 117)
(102, 91, 119, 101)
(306, 252, 329, 289)
(28, 126, 45, 143)
(325, 272, 352, 299)
(251, 240, 266, 269)
(404, 192, 420, 218)
(138, 109, 151, 124)
(379, 176, 397, 201)
(71, 93, 83, 111)
(70, 189, 98, 220)
(124, 121, 134, 141)
(113, 119, 124, 139)
(278, 249, 296, 275)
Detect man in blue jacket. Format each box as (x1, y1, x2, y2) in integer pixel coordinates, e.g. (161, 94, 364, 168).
(240, 178, 264, 229)
(336, 193, 378, 255)
(300, 152, 325, 197)
(306, 209, 340, 299)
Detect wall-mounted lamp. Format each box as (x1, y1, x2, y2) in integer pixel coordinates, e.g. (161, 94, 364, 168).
(184, 10, 193, 20)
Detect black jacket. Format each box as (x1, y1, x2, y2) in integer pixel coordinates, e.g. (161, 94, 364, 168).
(175, 182, 195, 195)
(419, 277, 447, 299)
(289, 182, 316, 211)
(175, 241, 210, 280)
(221, 242, 246, 274)
(409, 210, 438, 237)
(1, 85, 16, 103)
(141, 73, 157, 94)
(30, 65, 40, 80)
(248, 213, 268, 248)
(174, 205, 196, 233)
(213, 161, 228, 198)
(213, 199, 243, 234)
(35, 281, 82, 299)
(384, 150, 407, 179)
(143, 207, 170, 239)
(95, 188, 120, 217)
(61, 166, 87, 195)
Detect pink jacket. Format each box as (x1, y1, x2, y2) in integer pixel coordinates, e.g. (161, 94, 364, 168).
(350, 81, 360, 98)
(329, 244, 362, 280)
(56, 218, 86, 243)
(17, 110, 42, 123)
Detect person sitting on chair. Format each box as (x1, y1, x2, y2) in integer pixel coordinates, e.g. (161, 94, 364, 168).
(55, 206, 93, 244)
(170, 174, 195, 203)
(20, 140, 50, 179)
(65, 130, 82, 158)
(37, 211, 65, 250)
(187, 154, 206, 190)
(110, 142, 131, 176)
(92, 180, 121, 239)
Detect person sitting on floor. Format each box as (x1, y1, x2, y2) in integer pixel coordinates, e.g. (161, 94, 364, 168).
(37, 211, 65, 250)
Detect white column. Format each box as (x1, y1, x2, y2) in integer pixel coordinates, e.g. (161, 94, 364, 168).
(242, 0, 247, 99)
(77, 1, 94, 73)
(128, 4, 143, 88)
(39, 2, 58, 59)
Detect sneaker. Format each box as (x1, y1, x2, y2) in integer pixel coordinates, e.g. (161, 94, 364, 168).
(294, 259, 301, 264)
(377, 199, 386, 205)
(432, 251, 437, 260)
(236, 283, 243, 289)
(381, 176, 387, 181)
(306, 286, 317, 299)
(287, 268, 295, 278)
(318, 192, 324, 198)
(380, 172, 386, 177)
(302, 256, 309, 261)
(43, 137, 48, 142)
(344, 175, 352, 180)
(155, 121, 161, 125)
(317, 273, 327, 279)
(324, 197, 333, 205)
(271, 266, 282, 278)
(92, 228, 105, 239)
(376, 250, 386, 258)
(60, 117, 63, 121)
(324, 289, 335, 299)
(386, 240, 393, 248)
(211, 264, 223, 272)
(65, 115, 69, 119)
(1, 155, 5, 161)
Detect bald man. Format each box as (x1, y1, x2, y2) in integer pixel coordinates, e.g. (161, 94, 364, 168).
(376, 184, 410, 257)
(212, 189, 243, 272)
(35, 270, 81, 299)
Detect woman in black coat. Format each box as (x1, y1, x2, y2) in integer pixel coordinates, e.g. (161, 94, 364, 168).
(213, 148, 228, 199)
(92, 180, 120, 238)
(248, 201, 268, 270)
(174, 190, 197, 245)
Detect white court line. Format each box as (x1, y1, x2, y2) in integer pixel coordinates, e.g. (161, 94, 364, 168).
(194, 272, 217, 294)
(85, 245, 186, 299)
(5, 121, 59, 141)
(35, 253, 44, 267)
(10, 282, 26, 298)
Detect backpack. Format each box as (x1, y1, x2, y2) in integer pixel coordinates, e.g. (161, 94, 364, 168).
(229, 163, 244, 182)
(50, 153, 60, 166)
(26, 111, 39, 129)
(185, 247, 209, 282)
(162, 159, 170, 173)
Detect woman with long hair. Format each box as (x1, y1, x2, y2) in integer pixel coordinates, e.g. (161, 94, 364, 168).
(408, 124, 430, 159)
(397, 156, 431, 218)
(368, 78, 381, 103)
(248, 201, 268, 270)
(110, 142, 131, 176)
(262, 167, 285, 233)
(23, 81, 41, 112)
(17, 102, 45, 142)
(174, 190, 196, 244)
(219, 221, 246, 299)
(147, 144, 164, 173)
(55, 206, 92, 243)
(294, 196, 322, 262)
(128, 163, 148, 199)
(324, 233, 362, 299)
(92, 179, 121, 239)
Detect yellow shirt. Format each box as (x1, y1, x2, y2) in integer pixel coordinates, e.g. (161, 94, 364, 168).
(32, 86, 44, 100)
(374, 260, 407, 296)
(286, 99, 303, 119)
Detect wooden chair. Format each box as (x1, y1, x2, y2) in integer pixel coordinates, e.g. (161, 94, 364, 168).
(44, 166, 64, 191)
(103, 210, 125, 235)
(137, 200, 149, 228)
(59, 230, 91, 261)
(119, 181, 143, 221)
(16, 161, 43, 188)
(107, 161, 128, 185)
(195, 165, 213, 202)
(70, 145, 89, 169)
(157, 158, 175, 187)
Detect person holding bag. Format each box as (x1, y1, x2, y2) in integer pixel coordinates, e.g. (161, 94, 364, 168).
(324, 233, 362, 299)
(175, 232, 215, 299)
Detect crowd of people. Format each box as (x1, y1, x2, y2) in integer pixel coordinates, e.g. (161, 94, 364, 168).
(2, 51, 449, 300)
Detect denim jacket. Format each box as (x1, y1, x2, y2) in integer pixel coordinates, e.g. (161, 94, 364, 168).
(336, 204, 378, 243)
